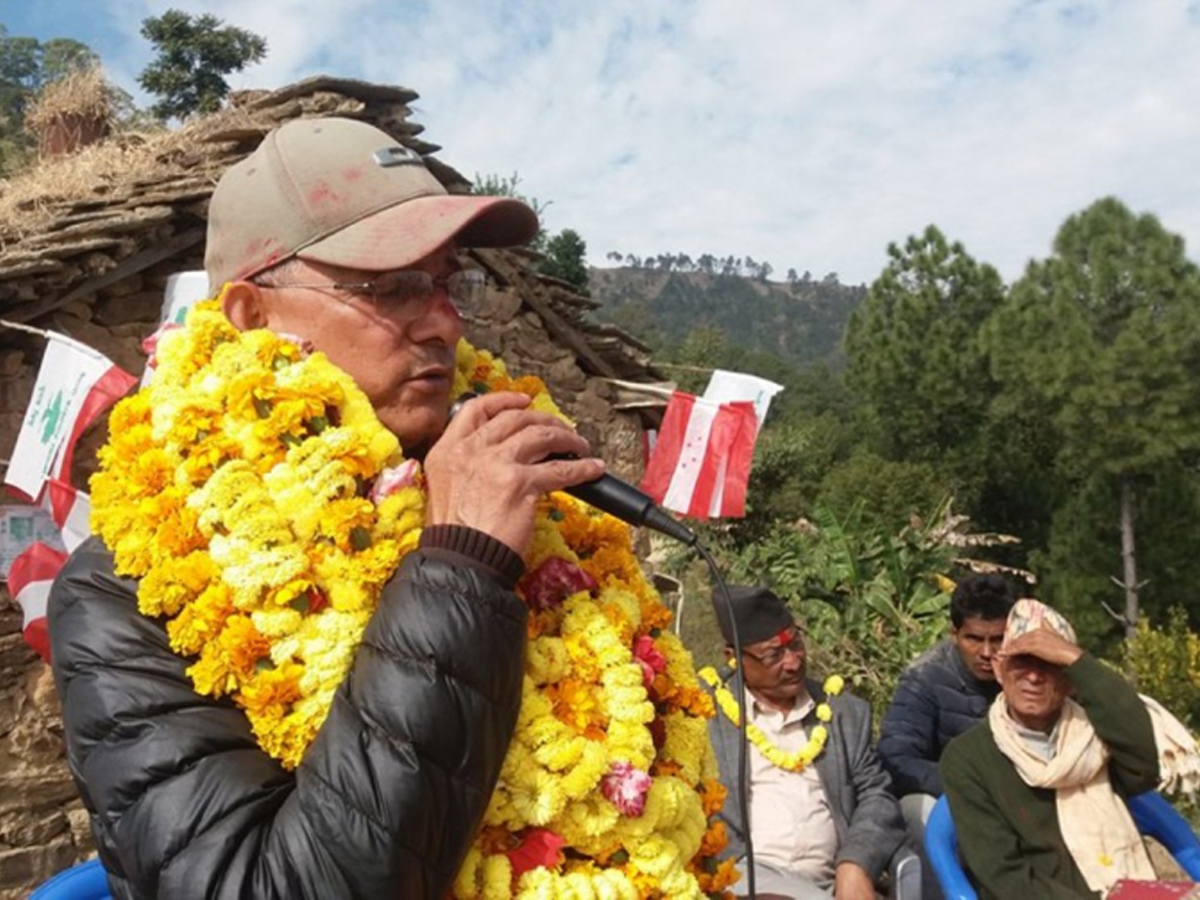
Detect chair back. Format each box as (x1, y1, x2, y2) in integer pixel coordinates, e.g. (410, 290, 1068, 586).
(1128, 791, 1200, 879)
(925, 791, 1200, 899)
(28, 858, 112, 900)
(924, 795, 977, 900)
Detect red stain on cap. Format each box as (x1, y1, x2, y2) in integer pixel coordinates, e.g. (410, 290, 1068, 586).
(308, 179, 342, 205)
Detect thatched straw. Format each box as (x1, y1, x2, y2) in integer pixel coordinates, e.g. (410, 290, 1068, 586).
(0, 105, 261, 245)
(24, 66, 114, 137)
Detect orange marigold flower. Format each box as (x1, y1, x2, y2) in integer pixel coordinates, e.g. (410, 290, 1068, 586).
(509, 374, 548, 398)
(546, 677, 607, 739)
(220, 614, 271, 680)
(699, 778, 728, 817)
(699, 820, 728, 857)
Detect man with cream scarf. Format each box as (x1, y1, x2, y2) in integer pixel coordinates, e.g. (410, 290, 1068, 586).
(941, 600, 1200, 899)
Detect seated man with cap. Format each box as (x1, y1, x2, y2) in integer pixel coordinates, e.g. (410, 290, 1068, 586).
(942, 599, 1200, 899)
(703, 585, 908, 900)
(48, 117, 605, 898)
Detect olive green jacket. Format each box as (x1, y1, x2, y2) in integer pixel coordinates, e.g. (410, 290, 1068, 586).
(941, 653, 1160, 900)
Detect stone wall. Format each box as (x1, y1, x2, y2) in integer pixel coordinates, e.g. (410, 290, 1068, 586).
(0, 249, 648, 896)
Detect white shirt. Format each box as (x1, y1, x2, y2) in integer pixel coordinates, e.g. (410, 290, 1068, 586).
(745, 688, 840, 884)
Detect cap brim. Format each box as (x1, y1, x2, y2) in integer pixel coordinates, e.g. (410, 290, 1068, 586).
(296, 195, 539, 272)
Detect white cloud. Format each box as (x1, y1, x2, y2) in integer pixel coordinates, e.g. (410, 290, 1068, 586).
(57, 0, 1200, 283)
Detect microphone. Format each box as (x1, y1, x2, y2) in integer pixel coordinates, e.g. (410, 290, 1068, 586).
(450, 393, 697, 546)
(566, 468, 698, 546)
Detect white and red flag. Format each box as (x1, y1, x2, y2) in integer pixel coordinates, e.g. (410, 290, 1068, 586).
(640, 393, 760, 520)
(3, 331, 134, 662)
(141, 271, 208, 386)
(5, 332, 136, 503)
(7, 541, 68, 663)
(43, 478, 91, 554)
(640, 370, 782, 521)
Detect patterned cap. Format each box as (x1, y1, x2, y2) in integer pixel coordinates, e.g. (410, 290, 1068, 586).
(1004, 598, 1077, 647)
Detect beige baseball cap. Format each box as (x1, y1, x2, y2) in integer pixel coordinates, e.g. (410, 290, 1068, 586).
(204, 117, 539, 293)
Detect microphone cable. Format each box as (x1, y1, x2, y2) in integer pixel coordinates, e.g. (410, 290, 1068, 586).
(693, 539, 757, 900)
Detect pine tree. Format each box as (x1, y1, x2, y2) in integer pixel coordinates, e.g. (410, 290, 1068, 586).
(844, 225, 1006, 469)
(989, 198, 1200, 635)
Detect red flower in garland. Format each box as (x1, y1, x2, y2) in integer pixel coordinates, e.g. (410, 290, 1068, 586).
(506, 828, 566, 879)
(520, 556, 599, 611)
(633, 634, 668, 688)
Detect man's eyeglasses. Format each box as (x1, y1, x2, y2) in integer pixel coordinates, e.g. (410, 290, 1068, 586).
(257, 269, 487, 317)
(742, 628, 805, 668)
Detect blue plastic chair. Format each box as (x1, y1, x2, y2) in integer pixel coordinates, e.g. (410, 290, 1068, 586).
(926, 791, 1200, 900)
(29, 857, 111, 900)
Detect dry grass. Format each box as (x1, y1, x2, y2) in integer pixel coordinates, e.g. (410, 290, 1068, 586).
(0, 105, 262, 244)
(24, 66, 114, 136)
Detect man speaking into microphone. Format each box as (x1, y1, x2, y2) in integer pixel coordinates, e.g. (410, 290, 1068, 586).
(48, 117, 611, 899)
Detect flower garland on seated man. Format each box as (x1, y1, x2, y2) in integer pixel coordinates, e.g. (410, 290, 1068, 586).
(698, 663, 845, 773)
(88, 293, 738, 900)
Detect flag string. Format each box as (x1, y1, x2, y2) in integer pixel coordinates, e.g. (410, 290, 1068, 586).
(0, 318, 54, 340)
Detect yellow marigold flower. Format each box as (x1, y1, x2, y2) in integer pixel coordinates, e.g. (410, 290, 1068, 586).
(481, 854, 512, 900)
(452, 846, 483, 899)
(823, 674, 846, 695)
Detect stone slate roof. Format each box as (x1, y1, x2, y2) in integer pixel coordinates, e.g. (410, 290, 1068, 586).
(0, 75, 659, 384)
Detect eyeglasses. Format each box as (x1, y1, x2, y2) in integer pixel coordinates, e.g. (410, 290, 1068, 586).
(258, 269, 487, 317)
(742, 628, 805, 668)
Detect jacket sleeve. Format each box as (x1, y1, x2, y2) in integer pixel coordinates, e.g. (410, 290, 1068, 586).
(943, 737, 1091, 900)
(49, 535, 527, 900)
(834, 698, 907, 881)
(877, 673, 943, 797)
(1066, 653, 1159, 796)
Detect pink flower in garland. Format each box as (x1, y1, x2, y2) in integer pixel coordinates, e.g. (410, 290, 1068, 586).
(601, 761, 653, 816)
(370, 459, 420, 503)
(521, 556, 599, 611)
(633, 634, 667, 688)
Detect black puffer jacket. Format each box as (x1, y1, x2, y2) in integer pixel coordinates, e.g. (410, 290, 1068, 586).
(877, 639, 1000, 798)
(49, 532, 528, 899)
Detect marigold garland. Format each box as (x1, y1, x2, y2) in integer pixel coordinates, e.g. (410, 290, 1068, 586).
(90, 295, 736, 899)
(697, 668, 845, 772)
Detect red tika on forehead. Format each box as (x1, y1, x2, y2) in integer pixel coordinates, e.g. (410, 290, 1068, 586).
(775, 626, 792, 646)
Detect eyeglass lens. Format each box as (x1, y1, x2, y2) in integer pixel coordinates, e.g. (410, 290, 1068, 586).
(753, 630, 804, 666)
(368, 270, 485, 313)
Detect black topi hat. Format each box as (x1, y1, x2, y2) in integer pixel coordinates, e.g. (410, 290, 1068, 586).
(714, 584, 795, 646)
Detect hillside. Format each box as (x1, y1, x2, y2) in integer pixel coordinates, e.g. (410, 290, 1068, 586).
(588, 266, 866, 368)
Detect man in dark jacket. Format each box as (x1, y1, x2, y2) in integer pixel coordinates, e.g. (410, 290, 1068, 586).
(705, 585, 909, 899)
(878, 575, 1015, 842)
(48, 118, 605, 899)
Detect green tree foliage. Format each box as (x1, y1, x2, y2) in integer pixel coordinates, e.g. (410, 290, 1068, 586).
(989, 197, 1200, 634)
(818, 451, 951, 529)
(0, 26, 97, 172)
(541, 228, 590, 293)
(138, 9, 267, 120)
(591, 265, 864, 368)
(1123, 607, 1200, 726)
(844, 225, 1006, 469)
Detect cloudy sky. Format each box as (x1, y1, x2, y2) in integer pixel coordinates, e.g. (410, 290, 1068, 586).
(6, 0, 1199, 285)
